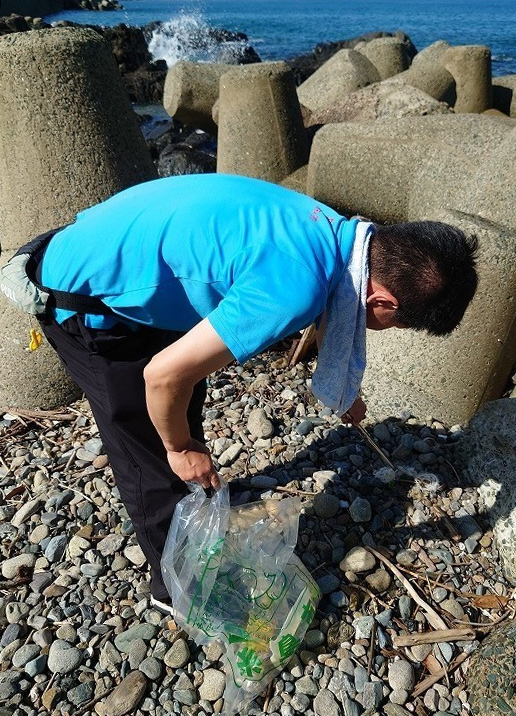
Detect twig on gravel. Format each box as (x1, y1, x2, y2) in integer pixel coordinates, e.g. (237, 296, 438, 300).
(64, 449, 77, 472)
(344, 419, 395, 469)
(393, 627, 475, 647)
(453, 611, 514, 628)
(0, 407, 76, 421)
(352, 583, 392, 611)
(262, 681, 274, 713)
(365, 546, 448, 630)
(411, 652, 468, 698)
(275, 485, 317, 497)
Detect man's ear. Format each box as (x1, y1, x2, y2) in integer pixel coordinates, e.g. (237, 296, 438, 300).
(366, 285, 399, 310)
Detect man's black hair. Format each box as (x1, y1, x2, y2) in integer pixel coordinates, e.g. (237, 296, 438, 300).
(370, 221, 479, 336)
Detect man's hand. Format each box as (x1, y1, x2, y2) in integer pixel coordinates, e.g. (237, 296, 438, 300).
(342, 396, 367, 424)
(144, 318, 233, 489)
(166, 438, 220, 490)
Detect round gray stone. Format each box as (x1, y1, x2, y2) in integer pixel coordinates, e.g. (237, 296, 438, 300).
(247, 408, 274, 438)
(388, 660, 416, 691)
(6, 601, 31, 624)
(340, 546, 376, 573)
(198, 668, 226, 701)
(68, 681, 95, 706)
(348, 496, 372, 522)
(44, 535, 67, 563)
(47, 640, 83, 674)
(164, 638, 190, 668)
(314, 689, 342, 716)
(1, 553, 36, 580)
(295, 675, 318, 696)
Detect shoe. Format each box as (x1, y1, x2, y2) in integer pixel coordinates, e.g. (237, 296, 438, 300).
(150, 595, 174, 617)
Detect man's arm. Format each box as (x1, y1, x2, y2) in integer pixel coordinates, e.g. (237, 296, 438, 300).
(143, 318, 234, 489)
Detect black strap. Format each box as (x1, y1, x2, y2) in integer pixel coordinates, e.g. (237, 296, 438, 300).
(45, 288, 115, 315)
(23, 227, 115, 316)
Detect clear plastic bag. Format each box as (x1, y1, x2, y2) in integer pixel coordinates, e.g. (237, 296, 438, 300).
(161, 479, 321, 714)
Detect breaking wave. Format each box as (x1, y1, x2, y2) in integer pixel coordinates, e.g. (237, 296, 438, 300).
(148, 11, 251, 67)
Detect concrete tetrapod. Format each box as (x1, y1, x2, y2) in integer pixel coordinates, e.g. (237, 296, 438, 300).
(0, 27, 157, 409)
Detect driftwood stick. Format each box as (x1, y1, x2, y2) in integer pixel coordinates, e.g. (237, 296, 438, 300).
(412, 652, 469, 698)
(275, 485, 318, 498)
(393, 627, 475, 647)
(0, 406, 75, 421)
(288, 324, 317, 366)
(366, 546, 448, 630)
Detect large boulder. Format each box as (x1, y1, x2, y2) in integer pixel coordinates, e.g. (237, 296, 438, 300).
(0, 27, 157, 409)
(466, 618, 516, 715)
(443, 45, 492, 113)
(492, 74, 516, 116)
(355, 36, 410, 80)
(217, 62, 308, 183)
(304, 77, 453, 126)
(456, 399, 516, 585)
(297, 49, 381, 114)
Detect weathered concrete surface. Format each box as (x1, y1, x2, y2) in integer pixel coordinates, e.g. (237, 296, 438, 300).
(360, 210, 516, 426)
(307, 114, 514, 223)
(0, 251, 82, 410)
(355, 37, 410, 81)
(297, 49, 380, 113)
(492, 74, 516, 117)
(217, 62, 308, 182)
(407, 115, 516, 221)
(397, 63, 456, 106)
(443, 45, 492, 113)
(0, 28, 156, 250)
(411, 40, 451, 69)
(280, 165, 309, 195)
(0, 28, 157, 410)
(457, 399, 516, 585)
(456, 124, 516, 231)
(163, 61, 233, 135)
(304, 78, 452, 126)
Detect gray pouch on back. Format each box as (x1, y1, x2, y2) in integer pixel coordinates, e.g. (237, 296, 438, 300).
(0, 252, 49, 315)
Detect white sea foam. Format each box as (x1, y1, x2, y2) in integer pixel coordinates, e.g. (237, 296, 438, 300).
(148, 11, 249, 67)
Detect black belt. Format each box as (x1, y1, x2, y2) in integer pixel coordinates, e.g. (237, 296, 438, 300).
(21, 227, 115, 316)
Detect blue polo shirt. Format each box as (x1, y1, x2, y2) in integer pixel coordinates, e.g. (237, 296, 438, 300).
(41, 174, 357, 364)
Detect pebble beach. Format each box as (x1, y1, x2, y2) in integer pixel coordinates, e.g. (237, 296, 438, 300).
(1, 344, 512, 716)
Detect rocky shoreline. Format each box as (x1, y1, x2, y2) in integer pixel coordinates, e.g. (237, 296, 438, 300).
(1, 346, 514, 716)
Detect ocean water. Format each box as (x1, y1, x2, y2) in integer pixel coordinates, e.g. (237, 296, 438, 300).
(45, 0, 516, 76)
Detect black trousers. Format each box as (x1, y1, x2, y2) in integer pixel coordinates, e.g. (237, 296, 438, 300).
(40, 315, 207, 601)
